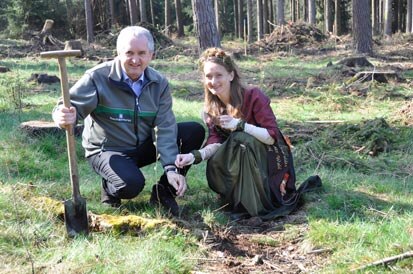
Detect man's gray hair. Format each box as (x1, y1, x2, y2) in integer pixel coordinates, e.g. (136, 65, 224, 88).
(116, 26, 155, 54)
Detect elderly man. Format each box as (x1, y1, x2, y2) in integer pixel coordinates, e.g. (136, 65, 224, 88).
(52, 26, 204, 216)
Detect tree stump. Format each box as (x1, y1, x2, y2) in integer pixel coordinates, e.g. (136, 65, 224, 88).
(337, 56, 373, 68)
(40, 19, 64, 47)
(0, 66, 11, 73)
(64, 40, 83, 55)
(20, 120, 83, 137)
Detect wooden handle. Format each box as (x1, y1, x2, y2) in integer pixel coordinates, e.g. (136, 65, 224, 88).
(40, 50, 82, 59)
(54, 56, 82, 204)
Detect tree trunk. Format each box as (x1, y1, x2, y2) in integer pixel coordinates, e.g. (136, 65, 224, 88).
(384, 0, 393, 35)
(215, 0, 221, 38)
(353, 0, 373, 55)
(234, 0, 239, 38)
(408, 0, 412, 33)
(149, 0, 155, 24)
(262, 0, 268, 34)
(84, 0, 94, 43)
(257, 0, 263, 40)
(290, 0, 296, 21)
(192, 0, 221, 51)
(140, 0, 147, 22)
(247, 0, 254, 42)
(308, 0, 315, 25)
(325, 0, 333, 33)
(128, 0, 138, 25)
(128, 0, 138, 26)
(277, 0, 285, 25)
(269, 0, 274, 31)
(334, 0, 342, 36)
(238, 0, 244, 38)
(372, 0, 379, 35)
(108, 0, 115, 27)
(165, 0, 172, 36)
(174, 0, 184, 37)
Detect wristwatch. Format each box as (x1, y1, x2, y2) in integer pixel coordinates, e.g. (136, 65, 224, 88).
(165, 166, 178, 173)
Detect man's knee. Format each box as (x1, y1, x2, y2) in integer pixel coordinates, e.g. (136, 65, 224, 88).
(111, 174, 145, 199)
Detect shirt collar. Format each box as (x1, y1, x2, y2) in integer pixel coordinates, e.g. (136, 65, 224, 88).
(122, 70, 145, 84)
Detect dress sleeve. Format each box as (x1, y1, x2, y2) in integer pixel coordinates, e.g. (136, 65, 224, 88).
(242, 88, 279, 140)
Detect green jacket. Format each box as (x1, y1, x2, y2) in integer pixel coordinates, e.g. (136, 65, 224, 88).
(56, 57, 178, 166)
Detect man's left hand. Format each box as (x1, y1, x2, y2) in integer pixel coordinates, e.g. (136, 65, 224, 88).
(166, 171, 187, 197)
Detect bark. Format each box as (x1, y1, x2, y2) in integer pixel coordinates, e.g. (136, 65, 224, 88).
(234, 0, 239, 38)
(174, 0, 184, 37)
(353, 0, 373, 55)
(149, 0, 155, 24)
(384, 0, 393, 35)
(325, 0, 333, 33)
(215, 0, 221, 37)
(372, 0, 379, 35)
(263, 0, 269, 34)
(192, 0, 221, 51)
(84, 0, 94, 43)
(408, 0, 412, 33)
(247, 0, 254, 43)
(165, 0, 172, 36)
(108, 0, 115, 27)
(128, 0, 138, 25)
(257, 0, 263, 40)
(238, 0, 244, 38)
(308, 0, 315, 25)
(334, 0, 342, 36)
(277, 0, 285, 25)
(140, 0, 147, 22)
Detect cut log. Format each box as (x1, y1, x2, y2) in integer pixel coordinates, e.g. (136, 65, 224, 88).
(0, 66, 11, 73)
(20, 120, 83, 137)
(28, 73, 60, 84)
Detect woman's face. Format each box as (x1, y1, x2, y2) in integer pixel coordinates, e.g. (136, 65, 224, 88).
(203, 61, 234, 100)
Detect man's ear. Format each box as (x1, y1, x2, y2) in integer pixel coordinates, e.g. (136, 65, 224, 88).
(151, 52, 156, 60)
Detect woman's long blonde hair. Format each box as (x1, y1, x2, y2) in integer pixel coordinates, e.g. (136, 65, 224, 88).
(199, 48, 245, 119)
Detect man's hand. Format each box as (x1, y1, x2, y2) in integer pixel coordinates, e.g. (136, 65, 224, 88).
(166, 171, 187, 197)
(175, 153, 195, 168)
(52, 106, 77, 129)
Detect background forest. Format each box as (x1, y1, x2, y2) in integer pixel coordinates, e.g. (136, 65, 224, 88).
(1, 0, 413, 273)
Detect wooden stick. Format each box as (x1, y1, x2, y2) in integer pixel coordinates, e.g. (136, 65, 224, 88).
(351, 251, 413, 272)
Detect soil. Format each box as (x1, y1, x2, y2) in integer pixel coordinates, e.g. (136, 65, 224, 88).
(186, 210, 329, 274)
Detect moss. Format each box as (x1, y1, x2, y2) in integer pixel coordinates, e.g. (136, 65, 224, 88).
(30, 196, 65, 219)
(90, 213, 175, 235)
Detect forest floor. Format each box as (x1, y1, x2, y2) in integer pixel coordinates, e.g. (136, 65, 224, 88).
(2, 24, 413, 273)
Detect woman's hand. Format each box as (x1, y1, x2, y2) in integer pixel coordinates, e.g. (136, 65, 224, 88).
(218, 115, 240, 131)
(280, 180, 287, 196)
(175, 153, 195, 168)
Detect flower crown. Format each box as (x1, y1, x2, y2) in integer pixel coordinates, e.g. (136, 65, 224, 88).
(199, 48, 234, 70)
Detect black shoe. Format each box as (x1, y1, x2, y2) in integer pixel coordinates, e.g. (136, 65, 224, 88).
(101, 180, 121, 208)
(150, 184, 179, 216)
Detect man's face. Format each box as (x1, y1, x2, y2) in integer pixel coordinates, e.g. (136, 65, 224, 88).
(118, 35, 153, 81)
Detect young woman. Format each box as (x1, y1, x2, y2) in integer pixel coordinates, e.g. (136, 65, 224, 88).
(176, 48, 319, 219)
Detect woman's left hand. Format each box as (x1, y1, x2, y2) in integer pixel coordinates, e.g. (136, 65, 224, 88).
(175, 153, 195, 168)
(280, 180, 287, 196)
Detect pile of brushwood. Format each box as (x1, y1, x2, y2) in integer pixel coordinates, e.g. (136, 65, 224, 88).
(256, 22, 327, 52)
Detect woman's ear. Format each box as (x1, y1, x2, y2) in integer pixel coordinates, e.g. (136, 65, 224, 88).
(230, 71, 234, 82)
